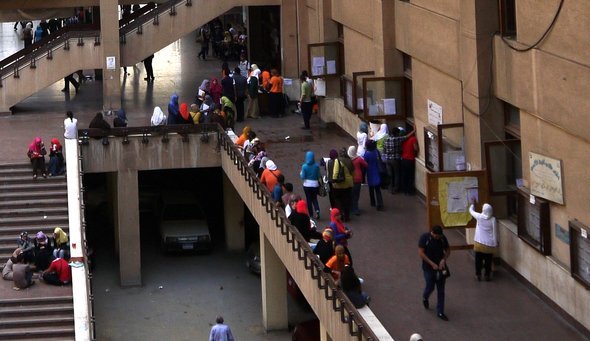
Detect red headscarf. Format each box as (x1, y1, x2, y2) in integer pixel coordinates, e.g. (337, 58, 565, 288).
(51, 138, 62, 149)
(296, 200, 309, 216)
(28, 137, 42, 154)
(330, 208, 347, 235)
(180, 103, 189, 121)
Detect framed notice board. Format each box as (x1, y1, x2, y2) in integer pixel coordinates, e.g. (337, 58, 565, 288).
(570, 219, 590, 289)
(425, 170, 489, 250)
(517, 187, 551, 255)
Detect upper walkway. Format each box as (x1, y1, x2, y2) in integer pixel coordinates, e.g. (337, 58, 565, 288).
(0, 24, 586, 340)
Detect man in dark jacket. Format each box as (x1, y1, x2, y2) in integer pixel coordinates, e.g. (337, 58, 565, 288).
(233, 67, 248, 122)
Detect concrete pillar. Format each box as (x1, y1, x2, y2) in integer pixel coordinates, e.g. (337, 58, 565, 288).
(319, 321, 332, 341)
(116, 169, 141, 286)
(281, 0, 298, 77)
(100, 0, 122, 112)
(223, 173, 245, 251)
(260, 232, 288, 331)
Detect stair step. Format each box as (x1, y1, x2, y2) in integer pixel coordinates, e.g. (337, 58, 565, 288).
(0, 175, 66, 185)
(0, 182, 67, 192)
(0, 215, 69, 227)
(0, 326, 74, 340)
(0, 316, 73, 329)
(0, 296, 73, 307)
(0, 190, 67, 201)
(0, 207, 68, 218)
(0, 304, 73, 318)
(0, 225, 68, 236)
(0, 198, 69, 209)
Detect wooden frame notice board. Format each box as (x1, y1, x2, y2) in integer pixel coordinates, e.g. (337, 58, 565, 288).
(426, 170, 489, 250)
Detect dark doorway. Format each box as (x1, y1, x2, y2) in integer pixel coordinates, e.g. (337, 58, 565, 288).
(248, 6, 281, 70)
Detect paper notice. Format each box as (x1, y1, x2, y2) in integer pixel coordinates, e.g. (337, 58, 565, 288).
(383, 98, 397, 115)
(312, 66, 324, 76)
(312, 56, 325, 68)
(326, 60, 337, 74)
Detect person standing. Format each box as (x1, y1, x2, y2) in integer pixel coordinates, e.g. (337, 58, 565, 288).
(233, 67, 247, 122)
(418, 225, 450, 321)
(356, 122, 369, 158)
(267, 68, 284, 118)
(221, 69, 236, 105)
(246, 67, 260, 119)
(27, 137, 47, 179)
(209, 315, 234, 341)
(300, 151, 321, 220)
(363, 140, 384, 211)
(330, 149, 354, 221)
(383, 125, 415, 194)
(348, 146, 367, 216)
(64, 111, 78, 139)
(197, 25, 210, 60)
(469, 203, 498, 281)
(299, 71, 313, 129)
(401, 130, 419, 195)
(143, 54, 155, 81)
(22, 23, 34, 49)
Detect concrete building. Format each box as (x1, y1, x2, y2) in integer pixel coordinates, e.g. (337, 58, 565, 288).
(1, 0, 589, 337)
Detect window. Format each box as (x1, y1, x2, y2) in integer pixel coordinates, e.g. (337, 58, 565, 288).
(353, 71, 374, 115)
(570, 220, 590, 289)
(341, 75, 354, 113)
(361, 77, 407, 121)
(517, 188, 551, 255)
(499, 0, 517, 37)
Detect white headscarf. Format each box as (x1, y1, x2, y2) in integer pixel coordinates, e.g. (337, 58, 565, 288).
(372, 123, 388, 141)
(248, 68, 261, 82)
(150, 106, 166, 126)
(265, 160, 277, 171)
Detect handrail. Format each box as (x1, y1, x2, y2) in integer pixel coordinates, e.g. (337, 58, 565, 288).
(0, 24, 100, 76)
(119, 0, 192, 38)
(77, 124, 380, 340)
(118, 2, 158, 31)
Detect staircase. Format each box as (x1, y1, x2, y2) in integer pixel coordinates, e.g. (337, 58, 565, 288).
(0, 296, 74, 340)
(0, 163, 74, 340)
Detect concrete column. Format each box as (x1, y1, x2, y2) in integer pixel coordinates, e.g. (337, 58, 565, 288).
(260, 232, 288, 331)
(100, 0, 122, 112)
(281, 0, 298, 77)
(116, 169, 141, 286)
(223, 173, 245, 251)
(319, 321, 332, 341)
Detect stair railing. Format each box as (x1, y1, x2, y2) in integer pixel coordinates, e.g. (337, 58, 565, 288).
(0, 25, 100, 85)
(119, 0, 193, 41)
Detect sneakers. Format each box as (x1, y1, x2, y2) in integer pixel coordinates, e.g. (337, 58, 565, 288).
(422, 299, 429, 309)
(437, 313, 449, 321)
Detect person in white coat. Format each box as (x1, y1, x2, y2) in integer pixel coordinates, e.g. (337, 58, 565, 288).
(469, 203, 498, 281)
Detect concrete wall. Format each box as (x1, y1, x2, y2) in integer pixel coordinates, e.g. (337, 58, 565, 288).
(81, 133, 221, 173)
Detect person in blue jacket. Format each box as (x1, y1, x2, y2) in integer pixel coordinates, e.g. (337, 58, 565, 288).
(167, 93, 180, 125)
(363, 140, 384, 211)
(300, 150, 321, 220)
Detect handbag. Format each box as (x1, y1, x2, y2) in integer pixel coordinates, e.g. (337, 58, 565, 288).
(437, 265, 451, 280)
(333, 160, 345, 183)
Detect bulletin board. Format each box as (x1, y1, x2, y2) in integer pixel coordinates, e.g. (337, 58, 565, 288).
(425, 170, 489, 250)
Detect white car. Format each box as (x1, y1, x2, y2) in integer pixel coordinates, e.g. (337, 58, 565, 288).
(159, 191, 212, 252)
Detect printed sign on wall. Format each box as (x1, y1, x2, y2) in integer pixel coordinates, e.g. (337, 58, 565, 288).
(529, 152, 564, 204)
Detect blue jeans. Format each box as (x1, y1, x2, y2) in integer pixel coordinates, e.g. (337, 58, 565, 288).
(303, 186, 320, 216)
(423, 269, 445, 314)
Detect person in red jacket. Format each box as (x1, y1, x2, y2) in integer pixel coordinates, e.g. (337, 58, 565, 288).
(42, 252, 72, 286)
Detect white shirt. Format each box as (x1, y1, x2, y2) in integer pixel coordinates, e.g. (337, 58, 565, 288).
(64, 118, 78, 139)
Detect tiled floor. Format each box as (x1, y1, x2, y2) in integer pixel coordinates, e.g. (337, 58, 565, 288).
(0, 21, 586, 341)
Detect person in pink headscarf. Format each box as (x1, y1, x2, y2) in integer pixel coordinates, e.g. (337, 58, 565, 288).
(27, 137, 47, 179)
(47, 138, 65, 176)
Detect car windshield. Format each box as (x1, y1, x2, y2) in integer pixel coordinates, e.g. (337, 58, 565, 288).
(162, 204, 205, 220)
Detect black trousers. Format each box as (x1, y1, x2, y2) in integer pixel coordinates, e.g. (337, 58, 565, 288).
(401, 159, 415, 194)
(64, 73, 79, 90)
(301, 101, 312, 128)
(332, 187, 352, 221)
(475, 251, 493, 277)
(143, 57, 154, 79)
(269, 92, 283, 117)
(235, 95, 245, 122)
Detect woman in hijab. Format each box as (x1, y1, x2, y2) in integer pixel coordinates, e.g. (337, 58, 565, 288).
(235, 126, 251, 147)
(357, 122, 368, 157)
(89, 112, 111, 130)
(23, 22, 34, 48)
(52, 227, 69, 259)
(289, 200, 322, 242)
(200, 95, 215, 123)
(328, 208, 353, 265)
(195, 79, 210, 106)
(372, 123, 388, 153)
(27, 137, 47, 179)
(469, 202, 498, 281)
(348, 145, 368, 216)
(179, 103, 192, 124)
(260, 159, 282, 192)
(331, 148, 354, 221)
(167, 94, 180, 125)
(220, 96, 236, 129)
(300, 151, 322, 220)
(210, 77, 222, 105)
(113, 109, 128, 127)
(363, 140, 383, 211)
(150, 106, 167, 126)
(47, 138, 65, 176)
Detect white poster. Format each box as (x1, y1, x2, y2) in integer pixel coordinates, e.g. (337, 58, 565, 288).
(383, 98, 397, 115)
(106, 56, 116, 70)
(529, 152, 564, 204)
(326, 60, 337, 74)
(447, 177, 478, 213)
(314, 78, 326, 97)
(428, 99, 443, 126)
(312, 56, 325, 68)
(312, 66, 324, 76)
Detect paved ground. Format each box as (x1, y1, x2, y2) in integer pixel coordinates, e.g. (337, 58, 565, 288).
(0, 22, 587, 341)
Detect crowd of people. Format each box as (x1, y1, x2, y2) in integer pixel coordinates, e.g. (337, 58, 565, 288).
(2, 228, 72, 290)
